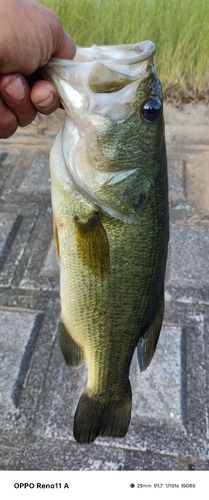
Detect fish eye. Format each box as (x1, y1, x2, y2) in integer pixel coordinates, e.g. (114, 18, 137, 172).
(141, 99, 161, 122)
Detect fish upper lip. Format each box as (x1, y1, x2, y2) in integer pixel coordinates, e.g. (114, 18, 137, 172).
(46, 40, 156, 67)
(43, 41, 157, 120)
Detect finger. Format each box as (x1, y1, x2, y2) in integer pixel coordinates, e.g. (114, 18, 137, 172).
(0, 96, 18, 138)
(30, 80, 60, 115)
(52, 28, 76, 60)
(0, 73, 37, 127)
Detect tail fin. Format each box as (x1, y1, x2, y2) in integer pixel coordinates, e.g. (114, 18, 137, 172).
(73, 383, 132, 443)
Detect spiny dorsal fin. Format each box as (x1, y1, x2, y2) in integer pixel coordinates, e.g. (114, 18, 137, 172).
(59, 320, 85, 367)
(75, 212, 109, 278)
(137, 292, 164, 372)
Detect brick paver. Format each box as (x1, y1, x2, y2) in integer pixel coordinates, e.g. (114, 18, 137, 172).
(0, 106, 209, 470)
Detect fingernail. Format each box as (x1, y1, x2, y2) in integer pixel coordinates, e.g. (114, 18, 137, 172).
(4, 76, 25, 99)
(37, 92, 54, 108)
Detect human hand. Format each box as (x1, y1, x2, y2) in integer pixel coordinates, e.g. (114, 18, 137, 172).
(0, 0, 76, 138)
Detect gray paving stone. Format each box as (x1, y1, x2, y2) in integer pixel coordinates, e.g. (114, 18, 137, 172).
(0, 213, 39, 288)
(17, 208, 59, 291)
(1, 431, 209, 470)
(0, 308, 43, 421)
(19, 152, 51, 192)
(40, 305, 208, 462)
(0, 212, 18, 255)
(0, 212, 24, 283)
(168, 155, 186, 203)
(0, 108, 209, 471)
(41, 241, 59, 277)
(186, 151, 209, 214)
(131, 326, 182, 424)
(0, 147, 21, 192)
(169, 223, 209, 284)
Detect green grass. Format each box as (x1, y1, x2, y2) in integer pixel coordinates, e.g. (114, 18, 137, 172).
(39, 0, 209, 102)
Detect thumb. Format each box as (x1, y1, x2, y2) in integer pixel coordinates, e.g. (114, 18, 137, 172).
(52, 29, 76, 60)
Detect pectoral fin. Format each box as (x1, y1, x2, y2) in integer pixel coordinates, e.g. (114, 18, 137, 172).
(137, 292, 164, 372)
(75, 212, 109, 278)
(59, 320, 85, 367)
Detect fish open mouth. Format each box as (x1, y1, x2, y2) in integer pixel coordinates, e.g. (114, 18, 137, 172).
(45, 41, 156, 94)
(47, 40, 155, 67)
(45, 41, 163, 224)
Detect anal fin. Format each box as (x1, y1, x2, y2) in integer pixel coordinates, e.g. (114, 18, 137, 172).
(59, 320, 85, 367)
(137, 292, 164, 372)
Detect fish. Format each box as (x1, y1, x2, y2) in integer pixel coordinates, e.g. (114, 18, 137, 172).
(43, 41, 169, 444)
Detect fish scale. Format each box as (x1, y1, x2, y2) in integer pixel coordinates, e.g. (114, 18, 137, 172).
(43, 41, 169, 443)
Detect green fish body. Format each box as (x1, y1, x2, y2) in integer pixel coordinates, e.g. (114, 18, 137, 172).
(44, 41, 169, 443)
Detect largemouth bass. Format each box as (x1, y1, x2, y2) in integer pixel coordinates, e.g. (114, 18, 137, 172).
(43, 41, 169, 443)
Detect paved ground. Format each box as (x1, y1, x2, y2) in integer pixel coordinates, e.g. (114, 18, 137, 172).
(0, 104, 209, 471)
